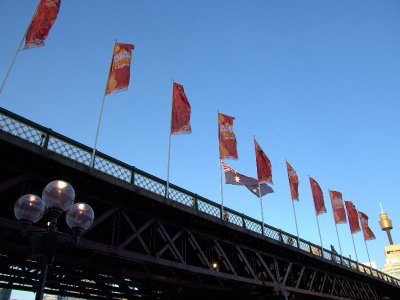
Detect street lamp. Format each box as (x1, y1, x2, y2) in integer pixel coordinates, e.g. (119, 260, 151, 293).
(13, 180, 95, 300)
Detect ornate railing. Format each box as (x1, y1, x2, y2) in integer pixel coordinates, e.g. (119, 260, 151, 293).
(0, 106, 398, 286)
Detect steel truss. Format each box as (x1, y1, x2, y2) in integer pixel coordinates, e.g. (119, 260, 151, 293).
(0, 204, 387, 300)
(0, 126, 397, 299)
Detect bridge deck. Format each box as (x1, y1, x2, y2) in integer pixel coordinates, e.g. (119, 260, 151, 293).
(0, 107, 398, 299)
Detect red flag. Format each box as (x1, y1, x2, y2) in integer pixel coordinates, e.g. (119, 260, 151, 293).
(329, 190, 347, 224)
(359, 211, 376, 241)
(106, 43, 134, 95)
(25, 0, 61, 48)
(254, 139, 272, 184)
(345, 201, 361, 234)
(218, 113, 238, 160)
(171, 82, 191, 134)
(309, 177, 326, 215)
(286, 161, 298, 201)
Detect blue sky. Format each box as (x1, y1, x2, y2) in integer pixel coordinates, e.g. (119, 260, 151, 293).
(1, 0, 400, 298)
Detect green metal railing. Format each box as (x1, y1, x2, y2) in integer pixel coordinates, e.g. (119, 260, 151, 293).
(0, 106, 398, 286)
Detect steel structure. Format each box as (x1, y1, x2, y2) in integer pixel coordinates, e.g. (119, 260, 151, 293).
(0, 107, 398, 299)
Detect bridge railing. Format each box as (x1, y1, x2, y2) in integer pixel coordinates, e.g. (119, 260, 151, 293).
(0, 106, 398, 287)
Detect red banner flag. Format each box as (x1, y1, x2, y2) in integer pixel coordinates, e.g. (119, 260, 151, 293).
(309, 177, 326, 215)
(218, 113, 238, 160)
(329, 190, 347, 224)
(25, 0, 61, 48)
(254, 139, 272, 184)
(345, 201, 361, 234)
(171, 82, 191, 134)
(359, 211, 376, 241)
(286, 161, 298, 201)
(106, 43, 134, 95)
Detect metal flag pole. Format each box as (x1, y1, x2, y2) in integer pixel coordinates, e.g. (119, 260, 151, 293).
(287, 159, 300, 248)
(364, 239, 372, 267)
(309, 175, 324, 255)
(217, 111, 225, 220)
(165, 80, 174, 199)
(0, 0, 40, 95)
(165, 132, 172, 199)
(254, 135, 265, 235)
(350, 233, 359, 269)
(219, 159, 225, 220)
(90, 41, 116, 167)
(257, 183, 265, 236)
(315, 213, 324, 256)
(291, 199, 300, 248)
(334, 222, 344, 263)
(329, 190, 344, 263)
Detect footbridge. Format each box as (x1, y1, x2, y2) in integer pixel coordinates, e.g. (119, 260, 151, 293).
(0, 107, 398, 299)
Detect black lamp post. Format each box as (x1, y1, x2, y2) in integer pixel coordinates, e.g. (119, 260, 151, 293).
(13, 180, 95, 300)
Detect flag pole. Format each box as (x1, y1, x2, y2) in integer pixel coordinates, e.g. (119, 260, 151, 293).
(309, 175, 324, 254)
(219, 159, 225, 220)
(90, 94, 107, 167)
(218, 111, 225, 220)
(334, 222, 344, 263)
(257, 183, 265, 236)
(329, 189, 344, 263)
(253, 135, 265, 235)
(254, 135, 265, 235)
(0, 0, 40, 95)
(166, 132, 172, 198)
(350, 233, 359, 269)
(90, 41, 116, 167)
(291, 199, 300, 248)
(165, 80, 174, 199)
(315, 213, 324, 256)
(287, 159, 300, 248)
(364, 239, 372, 267)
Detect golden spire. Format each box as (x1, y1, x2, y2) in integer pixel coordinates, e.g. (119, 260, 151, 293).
(379, 203, 394, 245)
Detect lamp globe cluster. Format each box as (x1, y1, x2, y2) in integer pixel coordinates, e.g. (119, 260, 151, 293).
(14, 194, 45, 225)
(14, 180, 94, 234)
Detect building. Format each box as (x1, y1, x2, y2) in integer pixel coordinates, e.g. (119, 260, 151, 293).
(381, 244, 400, 279)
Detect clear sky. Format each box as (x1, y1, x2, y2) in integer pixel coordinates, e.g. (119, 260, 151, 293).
(1, 0, 400, 298)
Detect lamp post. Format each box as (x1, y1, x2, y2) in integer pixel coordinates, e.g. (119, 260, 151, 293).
(13, 180, 94, 300)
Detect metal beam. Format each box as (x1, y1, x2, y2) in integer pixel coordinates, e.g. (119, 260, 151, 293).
(255, 253, 277, 284)
(86, 207, 120, 233)
(119, 212, 151, 254)
(157, 222, 185, 263)
(187, 231, 209, 268)
(235, 246, 256, 279)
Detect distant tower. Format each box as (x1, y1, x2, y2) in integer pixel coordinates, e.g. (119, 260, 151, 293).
(379, 203, 393, 245)
(380, 204, 400, 279)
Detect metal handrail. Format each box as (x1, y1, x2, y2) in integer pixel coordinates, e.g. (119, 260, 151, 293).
(0, 106, 398, 286)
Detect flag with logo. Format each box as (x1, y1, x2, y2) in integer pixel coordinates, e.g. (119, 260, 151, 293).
(309, 177, 327, 215)
(218, 113, 238, 160)
(221, 162, 273, 196)
(359, 211, 376, 240)
(345, 201, 360, 234)
(254, 139, 272, 184)
(106, 43, 134, 95)
(171, 82, 191, 134)
(329, 190, 347, 224)
(286, 161, 299, 201)
(25, 0, 61, 48)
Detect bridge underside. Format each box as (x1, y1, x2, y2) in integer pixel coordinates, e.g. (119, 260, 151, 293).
(0, 131, 398, 299)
